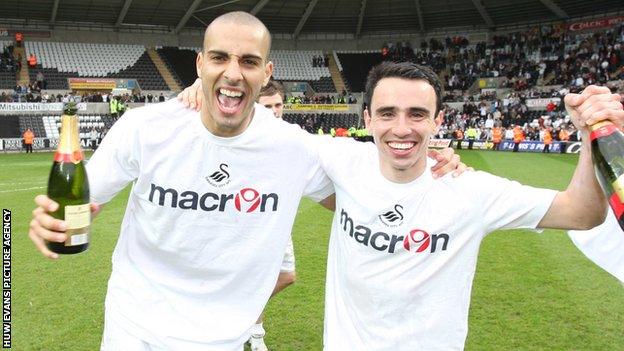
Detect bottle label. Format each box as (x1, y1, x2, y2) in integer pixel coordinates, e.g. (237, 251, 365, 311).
(589, 121, 618, 141)
(70, 233, 89, 246)
(64, 204, 90, 246)
(54, 151, 84, 164)
(609, 193, 624, 219)
(610, 176, 624, 218)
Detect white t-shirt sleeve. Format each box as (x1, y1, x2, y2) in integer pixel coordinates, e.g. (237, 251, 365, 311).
(471, 171, 558, 233)
(86, 111, 141, 204)
(301, 134, 334, 202)
(568, 211, 624, 283)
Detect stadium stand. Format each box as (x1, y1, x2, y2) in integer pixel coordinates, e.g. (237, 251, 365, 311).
(283, 112, 360, 133)
(16, 113, 113, 139)
(272, 50, 336, 92)
(0, 12, 621, 144)
(18, 115, 45, 136)
(308, 76, 335, 93)
(0, 40, 17, 89)
(336, 22, 623, 98)
(24, 42, 144, 77)
(156, 46, 198, 88)
(24, 42, 167, 90)
(0, 115, 20, 138)
(336, 51, 384, 92)
(107, 52, 168, 90)
(155, 47, 338, 93)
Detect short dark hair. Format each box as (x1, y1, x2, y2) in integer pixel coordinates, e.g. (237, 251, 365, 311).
(260, 80, 285, 101)
(364, 61, 444, 116)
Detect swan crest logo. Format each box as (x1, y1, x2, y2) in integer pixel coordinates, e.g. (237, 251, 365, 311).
(379, 204, 404, 227)
(206, 163, 231, 187)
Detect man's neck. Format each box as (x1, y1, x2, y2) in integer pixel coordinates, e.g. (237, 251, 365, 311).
(379, 161, 426, 184)
(199, 106, 255, 138)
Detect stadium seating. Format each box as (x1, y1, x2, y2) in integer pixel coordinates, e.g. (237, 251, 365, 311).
(43, 114, 111, 139)
(0, 22, 619, 144)
(24, 42, 168, 90)
(308, 77, 335, 93)
(0, 115, 20, 138)
(26, 67, 77, 90)
(0, 114, 114, 139)
(25, 42, 144, 77)
(154, 47, 336, 92)
(0, 40, 16, 89)
(107, 52, 168, 90)
(156, 46, 198, 88)
(271, 50, 335, 92)
(283, 112, 360, 133)
(335, 51, 384, 92)
(18, 115, 46, 136)
(0, 70, 15, 90)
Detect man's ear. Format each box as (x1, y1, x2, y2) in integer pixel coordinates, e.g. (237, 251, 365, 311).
(432, 110, 444, 133)
(364, 108, 372, 131)
(263, 61, 274, 86)
(196, 52, 203, 78)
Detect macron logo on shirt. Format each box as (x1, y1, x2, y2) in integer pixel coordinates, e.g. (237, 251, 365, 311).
(148, 183, 278, 213)
(340, 208, 449, 254)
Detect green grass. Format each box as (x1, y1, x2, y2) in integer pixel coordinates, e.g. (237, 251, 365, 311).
(2, 150, 623, 350)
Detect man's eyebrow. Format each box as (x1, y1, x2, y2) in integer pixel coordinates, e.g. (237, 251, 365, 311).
(375, 106, 395, 114)
(206, 50, 262, 62)
(206, 50, 228, 56)
(408, 107, 431, 115)
(240, 54, 263, 61)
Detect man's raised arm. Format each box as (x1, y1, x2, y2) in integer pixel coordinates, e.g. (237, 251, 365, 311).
(539, 85, 624, 230)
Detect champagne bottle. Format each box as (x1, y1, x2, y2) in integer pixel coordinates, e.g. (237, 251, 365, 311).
(589, 120, 624, 231)
(46, 102, 91, 254)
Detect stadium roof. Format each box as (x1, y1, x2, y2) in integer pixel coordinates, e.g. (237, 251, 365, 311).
(1, 0, 623, 37)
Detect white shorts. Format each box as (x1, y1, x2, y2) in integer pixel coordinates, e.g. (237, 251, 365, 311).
(280, 237, 296, 272)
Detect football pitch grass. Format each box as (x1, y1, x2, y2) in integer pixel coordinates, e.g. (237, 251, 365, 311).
(2, 150, 623, 350)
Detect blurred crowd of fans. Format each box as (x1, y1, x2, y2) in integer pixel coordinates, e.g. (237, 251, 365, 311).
(0, 89, 170, 104)
(382, 23, 623, 95)
(377, 22, 624, 144)
(285, 90, 357, 104)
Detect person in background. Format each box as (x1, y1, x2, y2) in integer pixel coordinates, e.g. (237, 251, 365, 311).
(23, 128, 34, 153)
(89, 127, 99, 151)
(542, 126, 552, 153)
(491, 124, 503, 151)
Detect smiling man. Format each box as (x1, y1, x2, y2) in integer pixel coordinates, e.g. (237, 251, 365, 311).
(29, 12, 334, 351)
(196, 14, 272, 136)
(316, 61, 621, 350)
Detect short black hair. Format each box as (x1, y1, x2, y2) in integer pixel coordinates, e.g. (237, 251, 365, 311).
(364, 61, 444, 116)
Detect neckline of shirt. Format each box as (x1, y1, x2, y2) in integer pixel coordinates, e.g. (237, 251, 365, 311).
(374, 156, 435, 190)
(193, 103, 266, 145)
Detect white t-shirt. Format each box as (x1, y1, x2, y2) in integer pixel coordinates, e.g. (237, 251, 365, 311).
(318, 139, 557, 351)
(87, 100, 333, 350)
(568, 211, 624, 283)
